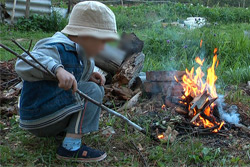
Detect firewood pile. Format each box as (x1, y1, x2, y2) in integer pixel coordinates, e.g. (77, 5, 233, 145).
(98, 33, 145, 108)
(0, 59, 20, 91)
(141, 70, 224, 136)
(0, 59, 21, 117)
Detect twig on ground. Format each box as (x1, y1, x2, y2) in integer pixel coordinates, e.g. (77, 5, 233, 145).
(0, 77, 19, 88)
(247, 150, 250, 161)
(130, 140, 148, 167)
(234, 123, 250, 134)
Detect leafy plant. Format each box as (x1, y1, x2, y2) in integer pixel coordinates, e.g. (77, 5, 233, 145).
(15, 11, 67, 32)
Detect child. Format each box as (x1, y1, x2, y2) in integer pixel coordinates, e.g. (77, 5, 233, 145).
(15, 1, 119, 162)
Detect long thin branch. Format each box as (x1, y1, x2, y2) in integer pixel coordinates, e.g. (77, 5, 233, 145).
(0, 44, 47, 73)
(28, 39, 33, 52)
(12, 39, 55, 77)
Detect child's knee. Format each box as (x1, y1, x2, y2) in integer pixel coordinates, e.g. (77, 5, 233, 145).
(78, 82, 104, 101)
(88, 82, 104, 101)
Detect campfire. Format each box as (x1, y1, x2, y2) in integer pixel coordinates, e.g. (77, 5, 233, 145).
(174, 48, 224, 133)
(154, 48, 226, 141)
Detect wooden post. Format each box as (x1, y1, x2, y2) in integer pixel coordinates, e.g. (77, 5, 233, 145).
(207, 0, 210, 7)
(11, 0, 17, 24)
(25, 0, 30, 19)
(67, 0, 72, 14)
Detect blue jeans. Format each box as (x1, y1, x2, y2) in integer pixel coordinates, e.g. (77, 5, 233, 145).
(28, 82, 104, 137)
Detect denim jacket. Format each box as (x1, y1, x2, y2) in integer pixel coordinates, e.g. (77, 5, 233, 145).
(15, 32, 94, 128)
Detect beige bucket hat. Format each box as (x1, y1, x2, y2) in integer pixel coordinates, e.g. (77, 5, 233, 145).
(61, 1, 119, 40)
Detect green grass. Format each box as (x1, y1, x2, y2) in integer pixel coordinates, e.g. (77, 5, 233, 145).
(0, 25, 53, 61)
(137, 23, 250, 85)
(1, 114, 249, 166)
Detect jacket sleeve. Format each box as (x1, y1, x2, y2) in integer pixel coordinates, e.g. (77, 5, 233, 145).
(15, 45, 63, 81)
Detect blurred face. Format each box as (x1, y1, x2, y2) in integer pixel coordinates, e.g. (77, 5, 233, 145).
(76, 36, 111, 57)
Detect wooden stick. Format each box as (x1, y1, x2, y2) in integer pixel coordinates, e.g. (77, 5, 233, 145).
(0, 42, 147, 136)
(0, 44, 47, 73)
(11, 0, 17, 24)
(12, 40, 55, 77)
(25, 0, 30, 19)
(130, 140, 148, 167)
(190, 113, 200, 123)
(234, 123, 250, 133)
(28, 40, 33, 52)
(247, 150, 250, 161)
(67, 0, 72, 14)
(190, 97, 218, 123)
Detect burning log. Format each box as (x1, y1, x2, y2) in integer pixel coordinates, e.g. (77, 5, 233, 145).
(190, 113, 200, 123)
(172, 48, 225, 132)
(190, 91, 210, 110)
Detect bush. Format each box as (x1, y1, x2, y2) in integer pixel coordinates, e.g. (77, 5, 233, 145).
(15, 11, 67, 32)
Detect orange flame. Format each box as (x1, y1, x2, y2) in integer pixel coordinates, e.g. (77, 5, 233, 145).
(200, 40, 203, 48)
(174, 76, 179, 82)
(178, 48, 224, 132)
(158, 134, 164, 139)
(214, 48, 218, 54)
(216, 60, 219, 68)
(195, 57, 205, 66)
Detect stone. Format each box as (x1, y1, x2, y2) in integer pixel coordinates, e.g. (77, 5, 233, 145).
(143, 81, 182, 95)
(146, 71, 185, 82)
(247, 81, 250, 89)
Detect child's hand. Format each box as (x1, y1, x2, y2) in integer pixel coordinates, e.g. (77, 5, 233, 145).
(56, 67, 78, 93)
(89, 72, 106, 86)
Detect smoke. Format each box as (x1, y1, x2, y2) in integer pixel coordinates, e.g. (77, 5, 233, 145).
(216, 95, 240, 125)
